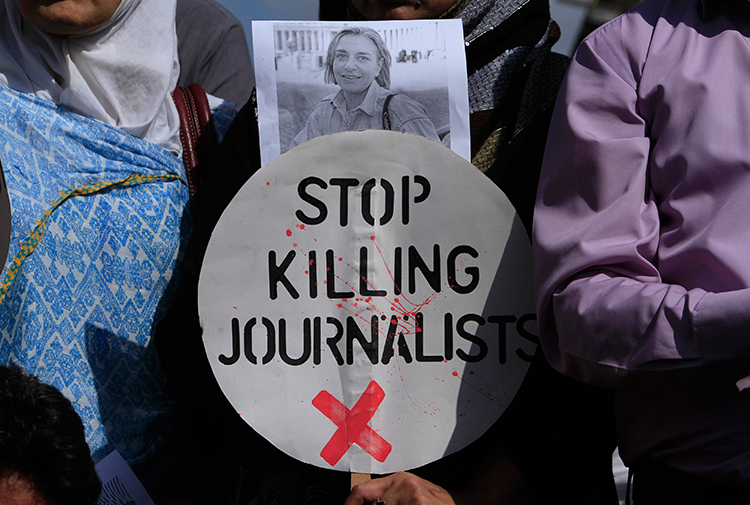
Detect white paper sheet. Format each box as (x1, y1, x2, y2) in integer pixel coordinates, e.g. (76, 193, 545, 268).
(95, 451, 155, 505)
(252, 19, 470, 166)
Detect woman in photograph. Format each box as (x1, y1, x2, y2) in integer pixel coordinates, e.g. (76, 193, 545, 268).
(289, 26, 440, 148)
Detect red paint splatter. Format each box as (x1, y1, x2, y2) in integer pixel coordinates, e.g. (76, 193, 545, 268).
(312, 381, 392, 465)
(451, 370, 503, 406)
(266, 181, 270, 186)
(286, 229, 292, 237)
(368, 237, 452, 323)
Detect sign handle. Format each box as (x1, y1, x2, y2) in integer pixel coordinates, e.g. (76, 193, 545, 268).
(351, 473, 371, 489)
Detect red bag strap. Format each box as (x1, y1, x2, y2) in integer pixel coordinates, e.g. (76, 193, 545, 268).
(172, 83, 218, 209)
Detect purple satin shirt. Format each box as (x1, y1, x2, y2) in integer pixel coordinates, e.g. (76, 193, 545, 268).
(533, 0, 750, 487)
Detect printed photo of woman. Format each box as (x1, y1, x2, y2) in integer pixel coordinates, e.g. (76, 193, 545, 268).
(289, 26, 440, 149)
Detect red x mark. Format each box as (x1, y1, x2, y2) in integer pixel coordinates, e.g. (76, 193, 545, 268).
(312, 380, 392, 466)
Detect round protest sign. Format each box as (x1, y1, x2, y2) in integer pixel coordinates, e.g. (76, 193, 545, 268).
(199, 130, 536, 474)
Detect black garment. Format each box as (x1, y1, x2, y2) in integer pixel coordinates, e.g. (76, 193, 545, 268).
(176, 0, 254, 110)
(632, 460, 750, 505)
(157, 2, 618, 503)
(156, 95, 351, 505)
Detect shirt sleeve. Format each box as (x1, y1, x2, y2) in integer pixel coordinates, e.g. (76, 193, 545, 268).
(389, 95, 441, 142)
(532, 17, 750, 388)
(290, 102, 325, 149)
(289, 124, 309, 150)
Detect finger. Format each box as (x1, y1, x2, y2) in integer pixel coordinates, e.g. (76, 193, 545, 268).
(380, 473, 454, 505)
(373, 473, 423, 505)
(345, 475, 396, 505)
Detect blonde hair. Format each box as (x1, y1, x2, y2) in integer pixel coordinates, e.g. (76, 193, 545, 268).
(324, 27, 392, 89)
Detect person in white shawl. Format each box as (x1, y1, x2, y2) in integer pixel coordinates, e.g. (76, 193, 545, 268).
(0, 0, 182, 151)
(0, 0, 193, 495)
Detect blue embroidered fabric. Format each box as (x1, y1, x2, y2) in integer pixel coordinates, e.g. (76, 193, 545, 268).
(0, 85, 191, 468)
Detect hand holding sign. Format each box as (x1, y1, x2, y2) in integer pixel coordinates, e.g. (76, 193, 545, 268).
(199, 130, 536, 474)
(346, 472, 455, 505)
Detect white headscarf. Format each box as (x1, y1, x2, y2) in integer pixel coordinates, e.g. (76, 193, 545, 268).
(0, 0, 181, 153)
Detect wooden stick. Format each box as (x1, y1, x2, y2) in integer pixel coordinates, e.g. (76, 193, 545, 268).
(351, 472, 371, 489)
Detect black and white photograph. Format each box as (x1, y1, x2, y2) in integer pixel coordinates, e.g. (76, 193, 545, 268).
(253, 20, 469, 166)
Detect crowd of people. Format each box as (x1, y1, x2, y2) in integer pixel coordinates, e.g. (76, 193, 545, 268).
(1, 0, 749, 504)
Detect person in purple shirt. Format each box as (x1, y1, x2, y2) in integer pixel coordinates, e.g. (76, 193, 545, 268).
(533, 0, 750, 502)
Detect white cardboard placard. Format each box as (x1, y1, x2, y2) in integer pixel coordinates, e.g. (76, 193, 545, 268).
(199, 130, 536, 474)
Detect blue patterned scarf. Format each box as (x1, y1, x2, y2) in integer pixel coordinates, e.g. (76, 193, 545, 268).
(0, 85, 190, 471)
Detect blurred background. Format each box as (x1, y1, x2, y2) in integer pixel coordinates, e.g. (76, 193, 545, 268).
(213, 0, 644, 58)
